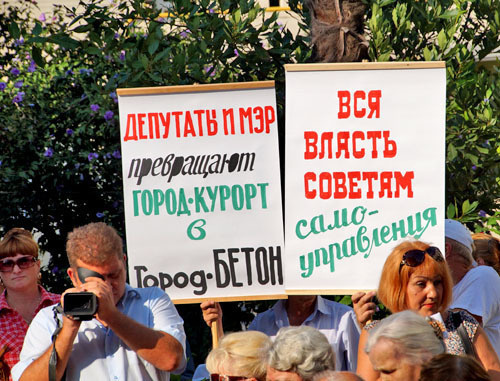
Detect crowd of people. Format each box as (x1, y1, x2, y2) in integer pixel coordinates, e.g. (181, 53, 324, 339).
(0, 219, 498, 381)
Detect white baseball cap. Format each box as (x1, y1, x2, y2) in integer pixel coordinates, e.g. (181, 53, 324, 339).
(445, 219, 473, 252)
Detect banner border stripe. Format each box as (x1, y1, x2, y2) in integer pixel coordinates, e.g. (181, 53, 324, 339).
(117, 80, 275, 96)
(285, 62, 445, 72)
(172, 293, 288, 304)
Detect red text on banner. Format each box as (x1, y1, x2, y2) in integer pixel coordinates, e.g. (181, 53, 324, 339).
(304, 130, 397, 160)
(337, 90, 382, 119)
(304, 171, 414, 199)
(123, 107, 275, 141)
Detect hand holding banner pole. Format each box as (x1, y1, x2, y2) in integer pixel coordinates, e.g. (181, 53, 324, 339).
(201, 300, 223, 348)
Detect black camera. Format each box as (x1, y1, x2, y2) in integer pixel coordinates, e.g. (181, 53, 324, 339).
(63, 268, 104, 321)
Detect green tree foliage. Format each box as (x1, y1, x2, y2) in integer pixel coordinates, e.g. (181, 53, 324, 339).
(366, 0, 500, 231)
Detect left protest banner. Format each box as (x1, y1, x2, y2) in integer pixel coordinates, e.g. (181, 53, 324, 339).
(117, 82, 285, 303)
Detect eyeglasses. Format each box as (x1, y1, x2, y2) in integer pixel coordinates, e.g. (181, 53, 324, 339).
(399, 246, 444, 271)
(210, 375, 249, 381)
(0, 256, 38, 272)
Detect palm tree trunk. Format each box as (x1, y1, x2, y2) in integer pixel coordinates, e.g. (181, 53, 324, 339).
(306, 0, 368, 62)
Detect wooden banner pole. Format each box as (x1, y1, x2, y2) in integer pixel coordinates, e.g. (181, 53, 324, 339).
(211, 322, 219, 349)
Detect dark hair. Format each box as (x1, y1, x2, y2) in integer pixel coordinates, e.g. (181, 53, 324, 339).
(0, 228, 39, 259)
(419, 353, 490, 381)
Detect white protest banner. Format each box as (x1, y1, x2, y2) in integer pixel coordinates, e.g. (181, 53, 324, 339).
(284, 62, 446, 293)
(117, 82, 285, 303)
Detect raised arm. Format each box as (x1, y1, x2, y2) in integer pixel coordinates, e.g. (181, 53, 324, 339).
(352, 291, 377, 328)
(356, 329, 379, 381)
(18, 292, 81, 381)
(200, 300, 224, 340)
(105, 311, 184, 371)
(88, 279, 184, 371)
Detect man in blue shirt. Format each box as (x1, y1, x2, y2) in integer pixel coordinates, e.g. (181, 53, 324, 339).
(13, 222, 186, 381)
(202, 295, 360, 372)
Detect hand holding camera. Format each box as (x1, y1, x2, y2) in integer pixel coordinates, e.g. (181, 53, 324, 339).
(63, 268, 104, 321)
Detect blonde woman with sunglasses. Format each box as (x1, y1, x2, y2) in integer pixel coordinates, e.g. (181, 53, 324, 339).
(353, 240, 500, 381)
(0, 228, 59, 379)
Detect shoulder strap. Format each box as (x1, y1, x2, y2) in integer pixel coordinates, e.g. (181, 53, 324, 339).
(452, 311, 478, 359)
(49, 304, 65, 381)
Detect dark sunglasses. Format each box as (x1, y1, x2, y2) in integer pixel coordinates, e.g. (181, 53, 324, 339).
(399, 246, 444, 271)
(210, 375, 248, 381)
(0, 256, 38, 272)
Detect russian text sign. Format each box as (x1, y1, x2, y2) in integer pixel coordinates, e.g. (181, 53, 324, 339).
(117, 82, 284, 302)
(284, 62, 446, 293)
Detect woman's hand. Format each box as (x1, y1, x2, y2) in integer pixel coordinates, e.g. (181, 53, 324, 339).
(352, 291, 377, 328)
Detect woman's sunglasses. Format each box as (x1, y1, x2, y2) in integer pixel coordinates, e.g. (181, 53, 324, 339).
(0, 256, 38, 272)
(399, 246, 444, 271)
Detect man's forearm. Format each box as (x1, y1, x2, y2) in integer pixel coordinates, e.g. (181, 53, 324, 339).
(105, 311, 184, 371)
(19, 324, 79, 381)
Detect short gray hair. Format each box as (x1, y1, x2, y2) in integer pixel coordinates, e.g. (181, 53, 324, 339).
(312, 370, 364, 381)
(267, 326, 335, 380)
(365, 310, 445, 365)
(446, 237, 475, 267)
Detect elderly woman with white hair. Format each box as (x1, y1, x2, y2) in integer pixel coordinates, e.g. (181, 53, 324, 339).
(365, 310, 445, 381)
(266, 326, 336, 381)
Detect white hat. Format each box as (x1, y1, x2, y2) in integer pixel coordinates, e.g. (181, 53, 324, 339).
(445, 219, 473, 252)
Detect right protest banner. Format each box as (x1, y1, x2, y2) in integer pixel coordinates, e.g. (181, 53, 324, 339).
(284, 62, 446, 293)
